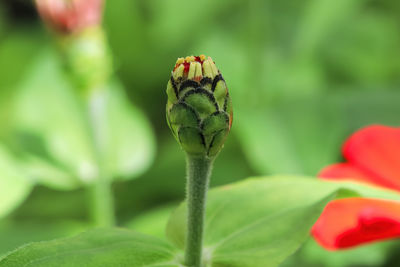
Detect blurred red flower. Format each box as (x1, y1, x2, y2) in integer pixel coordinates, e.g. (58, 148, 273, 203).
(35, 0, 104, 34)
(312, 125, 400, 250)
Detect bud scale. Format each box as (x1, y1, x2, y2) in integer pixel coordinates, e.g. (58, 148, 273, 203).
(166, 56, 232, 157)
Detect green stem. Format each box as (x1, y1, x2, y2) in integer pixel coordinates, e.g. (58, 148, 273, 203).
(184, 155, 214, 267)
(62, 26, 115, 227)
(88, 173, 115, 227)
(85, 89, 115, 227)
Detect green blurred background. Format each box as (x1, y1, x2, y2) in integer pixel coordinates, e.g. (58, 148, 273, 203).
(1, 0, 400, 266)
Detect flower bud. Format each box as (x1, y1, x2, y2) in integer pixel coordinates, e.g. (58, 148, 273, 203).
(166, 55, 233, 157)
(62, 27, 112, 92)
(35, 0, 103, 34)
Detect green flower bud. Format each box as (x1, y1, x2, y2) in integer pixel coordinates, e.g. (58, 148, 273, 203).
(166, 55, 233, 157)
(62, 26, 113, 92)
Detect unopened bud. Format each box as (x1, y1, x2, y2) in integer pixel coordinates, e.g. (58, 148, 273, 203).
(166, 55, 233, 157)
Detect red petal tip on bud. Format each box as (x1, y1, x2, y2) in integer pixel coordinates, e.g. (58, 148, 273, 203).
(173, 55, 208, 74)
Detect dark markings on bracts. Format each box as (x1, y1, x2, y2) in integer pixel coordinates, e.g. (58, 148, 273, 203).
(211, 74, 224, 92)
(170, 76, 179, 98)
(207, 129, 226, 156)
(200, 132, 206, 147)
(179, 80, 200, 94)
(177, 127, 206, 148)
(181, 88, 219, 111)
(200, 77, 213, 86)
(223, 93, 230, 111)
(173, 102, 200, 125)
(200, 111, 229, 131)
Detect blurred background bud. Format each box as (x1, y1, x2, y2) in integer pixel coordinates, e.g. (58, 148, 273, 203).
(166, 56, 233, 158)
(61, 27, 112, 92)
(35, 0, 103, 34)
(34, 0, 111, 93)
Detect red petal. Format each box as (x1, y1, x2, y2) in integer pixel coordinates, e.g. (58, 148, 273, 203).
(319, 163, 395, 189)
(320, 163, 373, 183)
(312, 198, 400, 250)
(343, 125, 400, 191)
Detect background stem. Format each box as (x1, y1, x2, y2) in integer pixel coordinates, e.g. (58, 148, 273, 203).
(87, 173, 115, 227)
(61, 26, 116, 227)
(184, 155, 214, 267)
(86, 88, 115, 227)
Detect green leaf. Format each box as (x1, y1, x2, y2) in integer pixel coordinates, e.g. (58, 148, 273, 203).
(20, 154, 76, 190)
(332, 90, 400, 130)
(166, 176, 400, 267)
(0, 144, 32, 219)
(126, 204, 176, 240)
(0, 28, 46, 95)
(10, 186, 88, 221)
(294, 0, 364, 56)
(100, 82, 155, 180)
(236, 96, 346, 175)
(322, 12, 400, 84)
(235, 90, 400, 176)
(0, 221, 88, 257)
(14, 50, 96, 188)
(12, 49, 155, 189)
(0, 228, 181, 267)
(0, 28, 47, 144)
(4, 176, 400, 267)
(282, 237, 395, 267)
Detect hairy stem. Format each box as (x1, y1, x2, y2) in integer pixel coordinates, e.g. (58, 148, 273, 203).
(185, 155, 214, 267)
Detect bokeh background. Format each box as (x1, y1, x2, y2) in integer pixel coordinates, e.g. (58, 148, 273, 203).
(1, 0, 400, 266)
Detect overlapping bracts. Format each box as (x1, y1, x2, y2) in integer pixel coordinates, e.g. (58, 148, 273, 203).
(166, 56, 232, 157)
